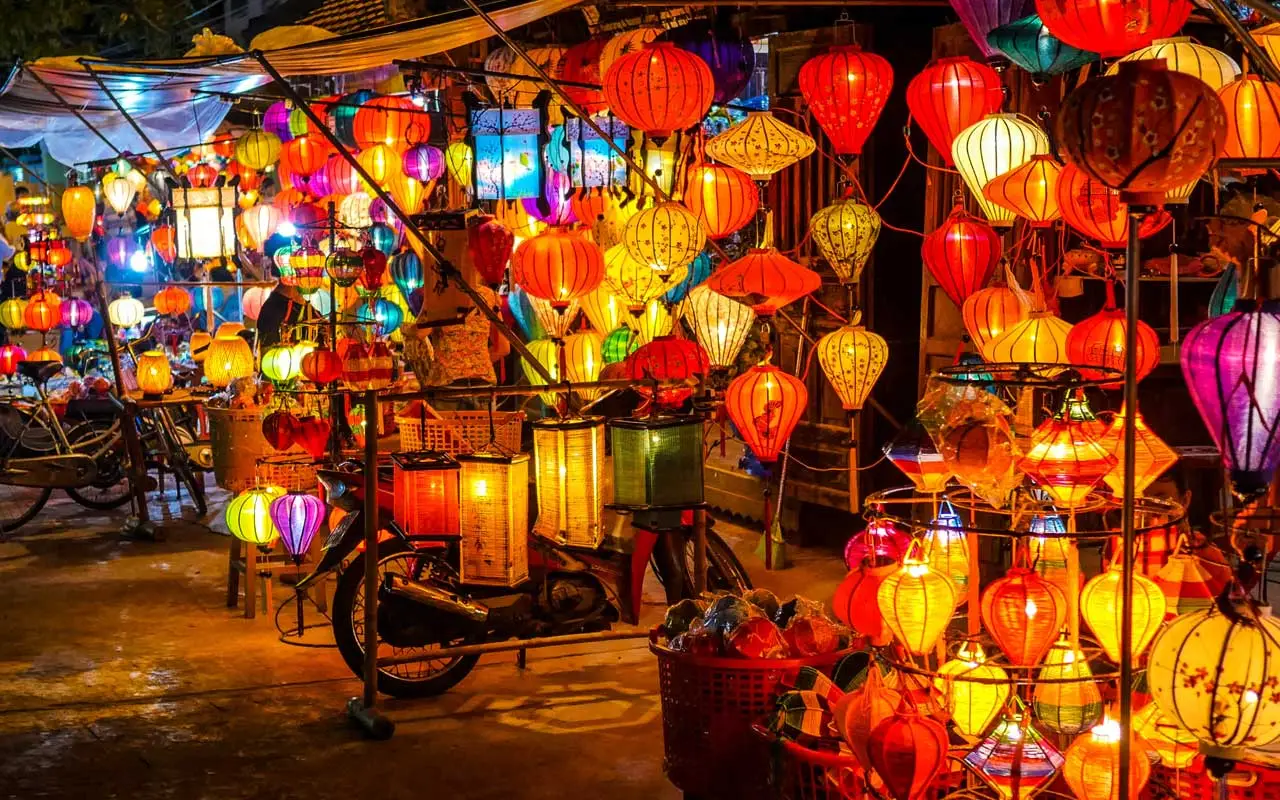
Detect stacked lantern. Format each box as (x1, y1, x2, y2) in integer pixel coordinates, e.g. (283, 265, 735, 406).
(610, 417, 704, 509)
(457, 452, 530, 587)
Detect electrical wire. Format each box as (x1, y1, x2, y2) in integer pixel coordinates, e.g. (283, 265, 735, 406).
(274, 586, 338, 649)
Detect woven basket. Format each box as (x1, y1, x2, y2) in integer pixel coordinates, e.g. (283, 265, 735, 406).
(207, 406, 271, 493)
(395, 409, 524, 456)
(256, 453, 319, 494)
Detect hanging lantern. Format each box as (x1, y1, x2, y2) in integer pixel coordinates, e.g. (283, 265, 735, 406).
(924, 501, 970, 595)
(205, 335, 255, 389)
(622, 202, 706, 274)
(877, 554, 957, 655)
(681, 165, 758, 239)
(681, 284, 755, 368)
(964, 710, 1065, 800)
(599, 27, 663, 76)
(935, 643, 1009, 738)
(635, 299, 672, 346)
(1055, 163, 1172, 248)
(724, 364, 807, 463)
(1133, 701, 1199, 769)
(532, 417, 607, 548)
(260, 344, 302, 384)
(360, 244, 389, 291)
(329, 89, 375, 148)
(445, 141, 474, 189)
(1018, 392, 1117, 506)
(560, 36, 610, 115)
(0, 344, 25, 376)
(28, 347, 60, 364)
(1057, 60, 1226, 205)
(906, 57, 1003, 165)
(521, 338, 561, 405)
(456, 451, 531, 587)
(986, 310, 1072, 365)
(952, 113, 1049, 227)
(798, 45, 893, 157)
(705, 248, 820, 317)
(705, 112, 815, 182)
(867, 711, 949, 800)
(563, 331, 605, 401)
(885, 420, 952, 493)
(402, 144, 445, 184)
(983, 154, 1062, 227)
(604, 243, 687, 314)
(61, 185, 96, 241)
(324, 152, 362, 196)
(1097, 405, 1178, 498)
(1034, 639, 1104, 737)
(662, 20, 754, 105)
(923, 206, 1001, 309)
(392, 451, 460, 536)
(357, 144, 402, 189)
(226, 486, 284, 546)
(524, 291, 581, 339)
(469, 215, 515, 287)
(511, 229, 605, 311)
(325, 249, 363, 288)
(1038, 0, 1195, 58)
(609, 416, 704, 509)
(665, 252, 712, 303)
(135, 350, 173, 397)
(269, 492, 326, 564)
(1066, 283, 1159, 385)
(981, 567, 1066, 666)
(150, 225, 178, 264)
(603, 42, 714, 140)
(1063, 717, 1151, 800)
(23, 292, 60, 333)
(108, 295, 144, 329)
(580, 283, 629, 335)
(834, 561, 898, 643)
(986, 14, 1096, 81)
(355, 298, 404, 338)
(0, 299, 24, 330)
(1109, 37, 1239, 91)
(235, 129, 282, 171)
(301, 347, 342, 385)
(280, 135, 332, 178)
(153, 287, 191, 318)
(817, 323, 889, 411)
(625, 335, 710, 408)
(59, 298, 92, 329)
(354, 95, 420, 150)
(602, 327, 638, 364)
(1153, 551, 1217, 617)
(389, 251, 424, 309)
(1218, 76, 1280, 163)
(101, 173, 136, 216)
(844, 517, 912, 570)
(1081, 562, 1167, 663)
(173, 185, 237, 260)
(809, 199, 881, 285)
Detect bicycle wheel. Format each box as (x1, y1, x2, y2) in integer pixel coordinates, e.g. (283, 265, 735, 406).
(0, 484, 52, 534)
(64, 421, 132, 510)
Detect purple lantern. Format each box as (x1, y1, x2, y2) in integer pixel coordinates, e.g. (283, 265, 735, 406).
(843, 518, 910, 570)
(402, 144, 445, 184)
(1181, 300, 1280, 499)
(948, 0, 1037, 60)
(60, 298, 94, 328)
(661, 19, 755, 105)
(106, 236, 133, 269)
(304, 166, 332, 199)
(269, 492, 326, 563)
(368, 198, 406, 238)
(264, 101, 295, 143)
(522, 170, 576, 225)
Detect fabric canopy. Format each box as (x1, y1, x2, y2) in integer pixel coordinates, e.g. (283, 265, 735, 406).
(0, 0, 578, 166)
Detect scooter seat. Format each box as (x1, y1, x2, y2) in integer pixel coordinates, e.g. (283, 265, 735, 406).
(17, 359, 63, 385)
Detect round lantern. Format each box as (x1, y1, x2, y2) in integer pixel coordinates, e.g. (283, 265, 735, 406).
(261, 344, 301, 384)
(402, 144, 445, 184)
(263, 100, 293, 142)
(354, 95, 420, 150)
(357, 144, 402, 189)
(963, 281, 1030, 356)
(724, 364, 806, 463)
(280, 135, 332, 177)
(809, 199, 881, 285)
(935, 643, 1010, 738)
(877, 557, 957, 655)
(705, 111, 816, 182)
(1098, 405, 1178, 499)
(225, 486, 284, 546)
(1081, 562, 1167, 663)
(28, 347, 60, 364)
(324, 153, 362, 196)
(603, 327, 638, 364)
(511, 229, 605, 311)
(23, 292, 60, 333)
(1037, 0, 1195, 58)
(1063, 717, 1151, 800)
(240, 286, 269, 322)
(1057, 60, 1226, 206)
(922, 206, 1001, 309)
(599, 27, 662, 76)
(0, 344, 26, 376)
(61, 185, 96, 241)
(205, 335, 255, 389)
(108, 295, 145, 329)
(705, 248, 820, 317)
(1066, 283, 1159, 385)
(1109, 37, 1239, 91)
(1055, 163, 1172, 247)
(1018, 393, 1117, 507)
(338, 192, 373, 230)
(798, 45, 893, 157)
(270, 492, 326, 563)
(952, 113, 1049, 227)
(153, 286, 191, 318)
(235, 129, 281, 171)
(867, 711, 949, 800)
(682, 284, 756, 368)
(0, 299, 24, 330)
(906, 57, 1003, 165)
(1219, 76, 1280, 162)
(986, 13, 1097, 81)
(59, 298, 93, 328)
(240, 204, 282, 252)
(604, 243, 687, 313)
(980, 567, 1066, 666)
(625, 335, 710, 408)
(986, 310, 1072, 364)
(816, 324, 889, 411)
(301, 346, 342, 385)
(469, 215, 515, 287)
(661, 20, 754, 105)
(681, 164, 758, 239)
(623, 202, 706, 273)
(983, 154, 1062, 227)
(445, 142, 473, 189)
(560, 36, 610, 114)
(355, 298, 404, 338)
(1034, 639, 1104, 736)
(603, 42, 714, 140)
(134, 350, 173, 397)
(185, 162, 218, 189)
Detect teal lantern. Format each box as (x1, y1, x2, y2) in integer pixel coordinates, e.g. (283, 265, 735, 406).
(547, 125, 569, 174)
(987, 14, 1097, 81)
(1210, 266, 1238, 319)
(390, 251, 425, 309)
(507, 284, 546, 341)
(331, 90, 376, 149)
(664, 252, 713, 304)
(357, 298, 404, 337)
(602, 326, 638, 364)
(370, 223, 399, 258)
(610, 417, 705, 509)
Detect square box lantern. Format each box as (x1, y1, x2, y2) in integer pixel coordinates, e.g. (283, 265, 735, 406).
(457, 451, 530, 587)
(469, 106, 544, 201)
(392, 451, 461, 536)
(565, 116, 628, 190)
(609, 416, 704, 510)
(533, 417, 609, 549)
(173, 186, 237, 259)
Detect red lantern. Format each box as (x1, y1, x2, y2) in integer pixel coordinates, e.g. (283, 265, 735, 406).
(868, 711, 949, 800)
(1067, 281, 1159, 386)
(469, 215, 515, 286)
(560, 36, 610, 115)
(798, 45, 893, 156)
(366, 341, 394, 389)
(281, 135, 333, 177)
(906, 57, 1003, 166)
(262, 410, 299, 452)
(324, 153, 362, 196)
(921, 205, 1000, 309)
(187, 163, 218, 188)
(1038, 0, 1195, 58)
(705, 248, 820, 317)
(24, 292, 60, 332)
(724, 364, 807, 463)
(150, 225, 178, 263)
(981, 567, 1067, 666)
(1056, 163, 1172, 248)
(153, 287, 191, 317)
(360, 246, 388, 291)
(833, 561, 898, 645)
(353, 95, 421, 150)
(681, 163, 759, 239)
(227, 161, 263, 193)
(46, 241, 71, 268)
(510, 229, 605, 310)
(0, 344, 26, 376)
(343, 341, 371, 388)
(1057, 60, 1226, 205)
(1018, 392, 1118, 507)
(603, 42, 715, 139)
(294, 415, 331, 460)
(624, 336, 710, 408)
(301, 347, 343, 384)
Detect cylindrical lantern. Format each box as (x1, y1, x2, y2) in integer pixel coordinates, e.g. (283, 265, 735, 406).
(681, 164, 758, 239)
(798, 45, 893, 156)
(135, 350, 173, 397)
(985, 310, 1072, 364)
(724, 364, 806, 463)
(935, 643, 1010, 738)
(457, 452, 530, 587)
(622, 202, 706, 274)
(108, 295, 145, 329)
(269, 492, 326, 563)
(877, 557, 957, 655)
(1034, 639, 1104, 736)
(682, 284, 756, 368)
(225, 486, 284, 546)
(1063, 718, 1151, 800)
(610, 416, 704, 508)
(705, 248, 820, 317)
(1037, 0, 1195, 58)
(533, 417, 607, 548)
(809, 199, 881, 285)
(906, 57, 1003, 165)
(62, 185, 96, 241)
(511, 229, 605, 310)
(705, 111, 815, 182)
(983, 154, 1062, 227)
(922, 206, 1001, 309)
(1081, 562, 1167, 663)
(816, 324, 889, 411)
(603, 43, 714, 139)
(205, 335, 255, 389)
(392, 451, 461, 536)
(952, 113, 1050, 227)
(980, 567, 1066, 666)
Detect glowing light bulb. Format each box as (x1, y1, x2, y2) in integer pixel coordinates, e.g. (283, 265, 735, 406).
(473, 479, 488, 498)
(1026, 599, 1038, 618)
(278, 221, 297, 237)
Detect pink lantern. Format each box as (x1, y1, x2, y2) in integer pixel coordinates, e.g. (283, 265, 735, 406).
(403, 144, 445, 183)
(60, 298, 94, 328)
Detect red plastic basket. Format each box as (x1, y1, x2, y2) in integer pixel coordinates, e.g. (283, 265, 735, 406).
(650, 634, 852, 800)
(777, 739, 865, 800)
(1153, 761, 1280, 800)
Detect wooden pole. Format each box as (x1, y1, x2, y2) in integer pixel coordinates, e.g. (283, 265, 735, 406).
(693, 507, 708, 595)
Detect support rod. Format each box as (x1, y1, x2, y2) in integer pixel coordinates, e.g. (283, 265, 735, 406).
(377, 629, 649, 666)
(361, 390, 380, 710)
(20, 64, 130, 162)
(0, 144, 52, 192)
(1207, 0, 1280, 84)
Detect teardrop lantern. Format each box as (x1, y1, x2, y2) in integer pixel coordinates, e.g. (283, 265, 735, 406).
(877, 555, 958, 655)
(906, 57, 1003, 165)
(1066, 282, 1159, 385)
(1080, 561, 1167, 663)
(1033, 639, 1104, 736)
(952, 113, 1049, 227)
(469, 215, 515, 287)
(816, 322, 889, 411)
(1063, 717, 1151, 800)
(935, 642, 1010, 738)
(980, 567, 1066, 666)
(798, 45, 893, 157)
(867, 711, 949, 800)
(724, 364, 807, 463)
(62, 185, 96, 241)
(808, 198, 881, 285)
(923, 205, 1001, 309)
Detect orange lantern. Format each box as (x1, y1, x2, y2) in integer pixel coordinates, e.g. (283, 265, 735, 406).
(1055, 163, 1173, 248)
(1218, 76, 1280, 162)
(681, 163, 758, 239)
(983, 155, 1062, 227)
(150, 225, 178, 263)
(1096, 405, 1178, 499)
(153, 287, 191, 317)
(867, 711, 949, 800)
(877, 555, 958, 655)
(23, 291, 60, 332)
(186, 163, 218, 188)
(905, 57, 1003, 165)
(603, 43, 715, 140)
(798, 45, 893, 157)
(301, 346, 343, 384)
(962, 283, 1028, 358)
(280, 135, 333, 177)
(1018, 392, 1117, 507)
(61, 185, 96, 241)
(922, 205, 1001, 309)
(1063, 717, 1151, 800)
(510, 229, 605, 311)
(705, 248, 820, 317)
(724, 364, 807, 463)
(353, 95, 421, 150)
(981, 567, 1067, 666)
(1066, 282, 1159, 386)
(1038, 0, 1195, 58)
(225, 161, 263, 193)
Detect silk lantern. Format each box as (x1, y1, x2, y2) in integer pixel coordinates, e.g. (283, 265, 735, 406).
(626, 335, 709, 408)
(986, 310, 1072, 364)
(603, 328, 638, 364)
(681, 164, 758, 239)
(226, 486, 284, 546)
(964, 710, 1065, 800)
(101, 173, 136, 216)
(662, 19, 755, 105)
(280, 135, 331, 178)
(705, 248, 820, 317)
(580, 283, 628, 335)
(445, 142, 474, 190)
(240, 204, 282, 252)
(1034, 639, 1104, 736)
(724, 364, 806, 463)
(60, 298, 92, 328)
(1109, 37, 1239, 91)
(923, 206, 1001, 309)
(532, 417, 608, 548)
(981, 567, 1066, 666)
(269, 492, 326, 565)
(599, 27, 662, 76)
(354, 95, 419, 149)
(205, 335, 255, 389)
(834, 562, 897, 643)
(603, 43, 714, 140)
(188, 331, 212, 363)
(1066, 282, 1159, 385)
(153, 286, 191, 317)
(235, 129, 281, 171)
(1063, 717, 1151, 800)
(357, 144, 402, 188)
(1099, 405, 1178, 499)
(622, 202, 706, 274)
(604, 243, 687, 313)
(28, 347, 60, 364)
(935, 643, 1009, 738)
(301, 346, 342, 384)
(61, 185, 96, 241)
(0, 344, 25, 376)
(867, 711, 949, 800)
(1055, 163, 1172, 248)
(563, 331, 605, 401)
(983, 154, 1061, 226)
(925, 501, 970, 595)
(402, 144, 444, 184)
(23, 292, 59, 333)
(986, 14, 1097, 81)
(609, 416, 704, 509)
(469, 215, 515, 287)
(705, 112, 816, 181)
(108, 295, 144, 329)
(559, 36, 610, 115)
(135, 350, 173, 397)
(260, 344, 301, 384)
(664, 252, 712, 303)
(682, 284, 756, 368)
(1219, 76, 1280, 162)
(1018, 393, 1117, 506)
(1081, 563, 1167, 663)
(877, 555, 957, 655)
(1057, 60, 1226, 205)
(1133, 701, 1198, 768)
(906, 57, 1003, 165)
(1037, 0, 1195, 58)
(952, 113, 1049, 227)
(798, 45, 893, 157)
(511, 229, 604, 311)
(0, 299, 23, 330)
(522, 338, 561, 405)
(844, 517, 912, 570)
(392, 451, 460, 537)
(817, 323, 889, 411)
(1153, 550, 1217, 617)
(809, 198, 881, 284)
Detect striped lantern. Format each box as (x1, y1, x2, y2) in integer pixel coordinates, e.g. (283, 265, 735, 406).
(562, 331, 605, 401)
(235, 129, 282, 171)
(809, 198, 881, 285)
(604, 243, 687, 314)
(985, 310, 1072, 365)
(682, 284, 756, 368)
(983, 154, 1062, 227)
(868, 711, 949, 800)
(705, 248, 821, 317)
(226, 486, 285, 546)
(457, 452, 531, 587)
(906, 57, 1003, 165)
(353, 95, 421, 149)
(877, 556, 958, 655)
(1063, 718, 1151, 800)
(986, 14, 1097, 80)
(948, 0, 1036, 59)
(1017, 393, 1117, 507)
(1153, 551, 1217, 618)
(951, 113, 1049, 227)
(622, 202, 706, 274)
(798, 45, 893, 157)
(532, 417, 607, 548)
(269, 492, 326, 563)
(1033, 639, 1104, 736)
(724, 364, 807, 463)
(1037, 0, 1194, 57)
(1219, 76, 1280, 163)
(964, 711, 1065, 800)
(1108, 36, 1239, 90)
(922, 206, 1001, 309)
(511, 229, 605, 310)
(521, 338, 562, 406)
(980, 567, 1066, 666)
(599, 27, 662, 77)
(925, 501, 969, 596)
(1097, 406, 1178, 499)
(1055, 163, 1173, 248)
(681, 164, 758, 239)
(705, 111, 816, 182)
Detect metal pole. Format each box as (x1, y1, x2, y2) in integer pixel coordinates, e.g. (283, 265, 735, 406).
(693, 509, 707, 595)
(327, 201, 341, 464)
(19, 64, 132, 161)
(0, 144, 52, 192)
(1210, 0, 1280, 84)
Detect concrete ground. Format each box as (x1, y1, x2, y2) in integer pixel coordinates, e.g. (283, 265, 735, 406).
(0, 482, 846, 800)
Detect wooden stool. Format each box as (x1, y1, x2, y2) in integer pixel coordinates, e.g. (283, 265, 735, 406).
(225, 530, 329, 619)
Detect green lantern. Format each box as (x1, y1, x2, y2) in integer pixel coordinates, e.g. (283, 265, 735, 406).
(1210, 266, 1238, 319)
(986, 14, 1096, 81)
(602, 327, 638, 364)
(609, 417, 704, 510)
(330, 90, 376, 149)
(260, 344, 300, 384)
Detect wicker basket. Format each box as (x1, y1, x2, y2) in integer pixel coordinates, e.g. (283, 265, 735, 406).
(256, 452, 319, 494)
(207, 406, 272, 493)
(395, 408, 524, 456)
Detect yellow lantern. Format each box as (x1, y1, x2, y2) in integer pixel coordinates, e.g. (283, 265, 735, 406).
(174, 186, 237, 259)
(817, 322, 889, 412)
(563, 331, 604, 401)
(205, 335, 255, 389)
(240, 204, 282, 252)
(260, 344, 300, 383)
(984, 310, 1072, 364)
(445, 142, 474, 189)
(216, 322, 245, 340)
(632, 136, 680, 197)
(532, 417, 607, 548)
(925, 501, 970, 598)
(108, 295, 145, 329)
(522, 338, 561, 406)
(809, 199, 881, 285)
(358, 143, 402, 188)
(705, 111, 816, 182)
(61, 185, 97, 241)
(1063, 717, 1150, 800)
(339, 192, 373, 229)
(1108, 37, 1240, 91)
(457, 452, 531, 587)
(580, 283, 631, 334)
(1080, 562, 1167, 663)
(1033, 639, 1104, 737)
(524, 292, 580, 340)
(101, 172, 137, 216)
(876, 555, 957, 655)
(634, 300, 673, 345)
(682, 284, 755, 368)
(621, 202, 705, 275)
(225, 485, 285, 546)
(189, 330, 213, 363)
(0, 298, 26, 330)
(1098, 405, 1179, 498)
(1133, 701, 1198, 768)
(235, 128, 282, 171)
(135, 350, 173, 397)
(935, 642, 1009, 738)
(951, 113, 1049, 228)
(388, 172, 427, 215)
(11, 251, 29, 272)
(599, 27, 662, 77)
(604, 243, 688, 313)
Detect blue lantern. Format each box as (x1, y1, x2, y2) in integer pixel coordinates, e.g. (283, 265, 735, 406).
(470, 107, 544, 201)
(390, 251, 425, 306)
(1210, 267, 1238, 319)
(547, 125, 569, 174)
(506, 284, 546, 341)
(664, 252, 713, 303)
(369, 223, 399, 258)
(986, 15, 1096, 81)
(357, 298, 404, 337)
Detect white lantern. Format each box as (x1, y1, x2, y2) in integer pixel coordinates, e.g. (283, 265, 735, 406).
(108, 295, 145, 329)
(173, 186, 237, 259)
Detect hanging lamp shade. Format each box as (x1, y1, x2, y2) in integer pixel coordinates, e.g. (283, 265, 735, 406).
(945, 0, 1037, 59)
(1057, 60, 1226, 206)
(603, 42, 714, 140)
(705, 112, 816, 181)
(562, 331, 605, 401)
(269, 493, 326, 562)
(1066, 282, 1159, 385)
(511, 229, 605, 311)
(153, 287, 191, 317)
(681, 284, 756, 368)
(61, 185, 96, 241)
(403, 143, 445, 184)
(964, 710, 1065, 800)
(1108, 37, 1239, 91)
(798, 45, 893, 157)
(389, 251, 424, 308)
(623, 202, 707, 273)
(983, 154, 1061, 227)
(469, 215, 515, 287)
(1063, 717, 1151, 800)
(1181, 300, 1280, 499)
(1097, 405, 1178, 498)
(23, 292, 60, 333)
(681, 164, 758, 239)
(925, 501, 970, 596)
(604, 243, 688, 313)
(0, 344, 25, 376)
(809, 198, 881, 285)
(580, 283, 630, 335)
(1037, 0, 1195, 58)
(985, 310, 1072, 364)
(625, 335, 710, 408)
(532, 417, 607, 548)
(705, 248, 820, 317)
(392, 451, 460, 537)
(816, 323, 889, 411)
(280, 135, 332, 177)
(60, 298, 93, 329)
(923, 206, 1001, 309)
(963, 284, 1029, 359)
(1018, 392, 1117, 506)
(1034, 639, 1104, 737)
(599, 27, 663, 76)
(235, 129, 282, 171)
(724, 364, 807, 463)
(867, 711, 949, 800)
(1081, 562, 1167, 663)
(610, 415, 704, 509)
(0, 298, 24, 330)
(226, 486, 285, 546)
(981, 567, 1066, 666)
(844, 517, 912, 571)
(885, 420, 952, 493)
(353, 95, 420, 150)
(108, 295, 144, 329)
(986, 14, 1097, 80)
(240, 204, 282, 252)
(1218, 76, 1280, 163)
(877, 556, 958, 655)
(935, 643, 1009, 738)
(1055, 163, 1173, 248)
(952, 113, 1049, 227)
(205, 335, 255, 389)
(906, 57, 1003, 165)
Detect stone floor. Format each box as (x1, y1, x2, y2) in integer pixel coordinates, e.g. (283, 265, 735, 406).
(0, 482, 846, 800)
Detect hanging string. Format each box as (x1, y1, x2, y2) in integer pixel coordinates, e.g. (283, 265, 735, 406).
(874, 152, 912, 212)
(903, 129, 961, 175)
